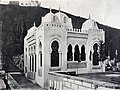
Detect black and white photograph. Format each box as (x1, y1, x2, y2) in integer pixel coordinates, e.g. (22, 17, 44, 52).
(0, 0, 120, 90)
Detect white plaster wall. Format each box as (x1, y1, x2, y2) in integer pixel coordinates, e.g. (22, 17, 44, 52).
(35, 24, 44, 87)
(43, 22, 67, 88)
(86, 28, 105, 73)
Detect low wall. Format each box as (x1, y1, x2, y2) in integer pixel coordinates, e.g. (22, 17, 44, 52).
(48, 71, 120, 90)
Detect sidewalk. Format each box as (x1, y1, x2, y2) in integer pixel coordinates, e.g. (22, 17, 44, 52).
(8, 73, 46, 90)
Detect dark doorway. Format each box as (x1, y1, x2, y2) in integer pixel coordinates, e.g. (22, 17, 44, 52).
(32, 54, 34, 71)
(51, 41, 59, 67)
(81, 45, 86, 61)
(39, 42, 42, 67)
(67, 44, 73, 61)
(74, 45, 80, 61)
(93, 43, 99, 65)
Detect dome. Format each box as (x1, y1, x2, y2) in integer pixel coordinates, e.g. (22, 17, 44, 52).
(81, 18, 98, 32)
(29, 26, 37, 32)
(55, 12, 72, 28)
(27, 23, 37, 36)
(43, 12, 60, 23)
(55, 12, 69, 23)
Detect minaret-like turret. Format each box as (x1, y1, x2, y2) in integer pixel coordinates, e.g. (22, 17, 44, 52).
(88, 14, 91, 19)
(33, 22, 36, 27)
(50, 6, 52, 13)
(59, 6, 61, 13)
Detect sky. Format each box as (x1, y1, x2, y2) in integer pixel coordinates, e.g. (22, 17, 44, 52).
(1, 0, 120, 29)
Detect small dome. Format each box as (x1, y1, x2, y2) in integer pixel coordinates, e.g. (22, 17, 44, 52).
(55, 12, 72, 28)
(29, 26, 37, 31)
(81, 18, 98, 33)
(43, 12, 60, 23)
(27, 24, 37, 36)
(55, 12, 69, 23)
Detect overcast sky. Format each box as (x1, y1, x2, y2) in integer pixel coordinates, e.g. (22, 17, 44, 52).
(1, 0, 120, 29)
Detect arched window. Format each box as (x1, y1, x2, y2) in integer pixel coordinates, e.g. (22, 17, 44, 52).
(31, 47, 33, 52)
(29, 48, 30, 54)
(32, 54, 34, 71)
(26, 48, 27, 53)
(67, 44, 73, 61)
(39, 42, 42, 67)
(93, 43, 99, 65)
(51, 41, 59, 67)
(64, 17, 66, 23)
(74, 45, 80, 61)
(81, 45, 86, 61)
(34, 45, 36, 51)
(53, 16, 55, 22)
(25, 54, 27, 64)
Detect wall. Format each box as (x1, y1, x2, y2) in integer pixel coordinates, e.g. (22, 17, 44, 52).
(48, 72, 119, 90)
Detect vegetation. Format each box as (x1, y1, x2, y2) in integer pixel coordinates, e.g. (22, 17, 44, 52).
(0, 4, 120, 62)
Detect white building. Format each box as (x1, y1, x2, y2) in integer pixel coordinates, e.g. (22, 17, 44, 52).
(24, 9, 105, 88)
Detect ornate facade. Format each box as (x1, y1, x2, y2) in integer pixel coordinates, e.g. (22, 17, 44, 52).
(24, 9, 105, 88)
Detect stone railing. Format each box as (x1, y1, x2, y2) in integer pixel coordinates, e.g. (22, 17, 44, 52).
(48, 71, 120, 90)
(48, 71, 94, 90)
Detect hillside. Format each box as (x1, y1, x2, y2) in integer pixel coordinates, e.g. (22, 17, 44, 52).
(0, 4, 120, 60)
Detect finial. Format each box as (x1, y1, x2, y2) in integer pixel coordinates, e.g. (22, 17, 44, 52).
(59, 6, 61, 12)
(50, 6, 52, 13)
(33, 22, 36, 27)
(88, 14, 91, 19)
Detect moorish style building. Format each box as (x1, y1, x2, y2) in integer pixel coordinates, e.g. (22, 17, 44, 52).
(24, 9, 105, 88)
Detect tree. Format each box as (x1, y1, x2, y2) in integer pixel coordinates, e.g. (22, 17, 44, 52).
(20, 19, 27, 54)
(99, 40, 106, 62)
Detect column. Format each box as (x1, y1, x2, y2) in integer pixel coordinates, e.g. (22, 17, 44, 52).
(72, 46, 74, 61)
(34, 54, 36, 72)
(38, 53, 40, 68)
(30, 54, 31, 71)
(59, 51, 62, 66)
(25, 54, 27, 66)
(33, 54, 35, 72)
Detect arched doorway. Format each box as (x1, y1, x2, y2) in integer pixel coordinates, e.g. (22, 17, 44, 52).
(74, 45, 80, 61)
(51, 41, 59, 67)
(67, 44, 73, 61)
(81, 45, 86, 61)
(93, 43, 99, 65)
(39, 42, 42, 67)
